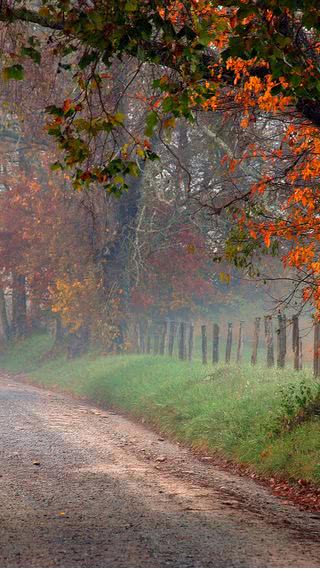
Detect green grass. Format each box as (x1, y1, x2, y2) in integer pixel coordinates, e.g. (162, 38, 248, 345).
(1, 333, 320, 484)
(0, 333, 54, 372)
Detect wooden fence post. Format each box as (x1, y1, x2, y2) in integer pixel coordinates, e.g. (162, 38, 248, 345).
(159, 321, 167, 355)
(264, 316, 274, 368)
(225, 323, 233, 364)
(168, 321, 176, 357)
(251, 317, 261, 365)
(277, 313, 286, 368)
(179, 322, 186, 360)
(201, 325, 207, 365)
(292, 315, 300, 371)
(188, 323, 194, 361)
(236, 321, 244, 364)
(314, 321, 320, 377)
(212, 323, 219, 364)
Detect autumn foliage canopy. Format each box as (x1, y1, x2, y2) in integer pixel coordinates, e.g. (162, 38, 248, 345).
(0, 0, 320, 330)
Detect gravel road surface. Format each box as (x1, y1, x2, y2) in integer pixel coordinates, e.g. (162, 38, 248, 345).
(0, 374, 320, 568)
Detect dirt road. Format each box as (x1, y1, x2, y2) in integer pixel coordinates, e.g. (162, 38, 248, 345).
(0, 375, 320, 568)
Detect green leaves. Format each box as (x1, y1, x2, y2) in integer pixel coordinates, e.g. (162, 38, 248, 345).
(145, 111, 158, 136)
(20, 46, 41, 64)
(78, 51, 98, 70)
(45, 105, 64, 117)
(198, 30, 211, 47)
(71, 155, 142, 195)
(50, 161, 63, 171)
(125, 0, 138, 12)
(3, 36, 41, 77)
(3, 64, 24, 81)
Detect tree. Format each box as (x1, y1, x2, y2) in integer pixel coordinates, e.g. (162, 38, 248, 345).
(1, 1, 320, 314)
(0, 155, 123, 350)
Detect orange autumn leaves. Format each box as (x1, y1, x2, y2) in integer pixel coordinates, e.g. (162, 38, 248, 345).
(50, 275, 103, 333)
(179, 5, 319, 316)
(4, 1, 320, 316)
(227, 59, 292, 117)
(0, 160, 107, 336)
(236, 121, 320, 314)
(50, 278, 94, 333)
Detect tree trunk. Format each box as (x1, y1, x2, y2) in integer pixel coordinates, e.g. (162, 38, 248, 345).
(146, 321, 152, 354)
(159, 321, 167, 355)
(133, 322, 140, 353)
(28, 298, 44, 333)
(67, 325, 90, 359)
(178, 322, 186, 360)
(11, 274, 27, 339)
(0, 288, 10, 344)
(100, 67, 150, 349)
(153, 322, 160, 355)
(139, 321, 146, 354)
(53, 314, 65, 349)
(168, 321, 176, 356)
(188, 323, 194, 361)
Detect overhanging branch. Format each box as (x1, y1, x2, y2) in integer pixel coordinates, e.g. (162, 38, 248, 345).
(0, 6, 63, 30)
(0, 4, 320, 129)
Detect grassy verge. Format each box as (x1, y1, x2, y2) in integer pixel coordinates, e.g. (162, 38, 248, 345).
(1, 333, 320, 484)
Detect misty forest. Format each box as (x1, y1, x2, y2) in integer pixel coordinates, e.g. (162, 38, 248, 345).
(1, 1, 320, 568)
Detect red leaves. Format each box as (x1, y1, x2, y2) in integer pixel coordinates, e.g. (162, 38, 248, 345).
(269, 477, 320, 511)
(193, 450, 320, 513)
(264, 233, 271, 248)
(63, 98, 72, 113)
(229, 15, 238, 29)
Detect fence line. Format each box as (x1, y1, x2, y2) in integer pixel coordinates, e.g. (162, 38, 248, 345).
(133, 315, 320, 377)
